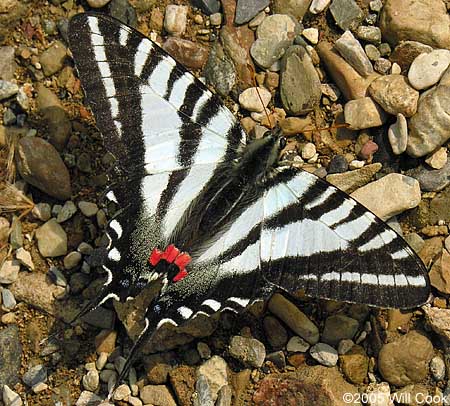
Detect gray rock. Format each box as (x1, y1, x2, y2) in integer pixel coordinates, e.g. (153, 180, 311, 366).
(15, 136, 71, 200)
(49, 266, 67, 287)
(0, 326, 22, 387)
(0, 260, 20, 284)
(197, 356, 228, 402)
(56, 200, 77, 223)
(404, 233, 425, 254)
(286, 336, 310, 352)
(329, 0, 364, 31)
(0, 46, 17, 81)
(273, 0, 313, 20)
(321, 315, 359, 346)
(229, 335, 266, 367)
(15, 248, 33, 271)
(356, 26, 381, 44)
(263, 316, 288, 350)
(268, 293, 319, 344)
(380, 0, 450, 49)
(140, 385, 177, 405)
(351, 173, 421, 220)
(369, 74, 419, 117)
(328, 155, 348, 174)
(193, 375, 214, 406)
(9, 216, 22, 249)
(344, 97, 387, 130)
(40, 41, 67, 76)
(3, 108, 15, 126)
(78, 201, 99, 217)
(365, 45, 381, 62)
(235, 0, 269, 25)
(2, 289, 16, 310)
(250, 37, 290, 69)
(32, 203, 52, 222)
(335, 31, 374, 77)
(408, 49, 450, 90)
(204, 42, 236, 97)
(388, 113, 408, 155)
(280, 45, 322, 115)
(190, 0, 220, 15)
(406, 161, 450, 192)
(22, 364, 47, 387)
(310, 343, 339, 366)
(2, 385, 22, 406)
(0, 80, 18, 101)
(407, 85, 450, 157)
(35, 219, 68, 257)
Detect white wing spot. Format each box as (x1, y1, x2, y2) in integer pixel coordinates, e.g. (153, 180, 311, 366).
(108, 247, 121, 262)
(135, 39, 153, 77)
(202, 299, 221, 312)
(228, 297, 250, 307)
(178, 306, 193, 319)
(106, 191, 118, 203)
(407, 275, 427, 287)
(391, 249, 410, 260)
(157, 318, 178, 329)
(109, 219, 123, 239)
(119, 28, 129, 46)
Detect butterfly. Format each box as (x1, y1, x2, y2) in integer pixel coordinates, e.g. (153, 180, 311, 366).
(67, 12, 431, 388)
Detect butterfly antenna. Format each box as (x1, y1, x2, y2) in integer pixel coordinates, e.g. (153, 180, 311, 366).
(247, 63, 273, 129)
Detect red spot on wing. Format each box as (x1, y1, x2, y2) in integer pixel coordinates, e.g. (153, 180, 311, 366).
(149, 245, 192, 283)
(149, 248, 163, 266)
(173, 269, 188, 282)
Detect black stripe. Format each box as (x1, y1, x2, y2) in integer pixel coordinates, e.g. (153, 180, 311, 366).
(164, 66, 184, 100)
(139, 43, 164, 82)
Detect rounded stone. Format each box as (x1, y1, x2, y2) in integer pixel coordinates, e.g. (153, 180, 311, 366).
(164, 5, 188, 36)
(63, 251, 82, 270)
(229, 335, 266, 368)
(86, 0, 111, 7)
(344, 97, 387, 130)
(286, 336, 310, 353)
(408, 49, 450, 90)
(310, 343, 338, 367)
(301, 143, 316, 160)
(430, 356, 446, 381)
(378, 331, 433, 386)
(425, 147, 447, 170)
(339, 345, 369, 384)
(35, 219, 68, 257)
(263, 316, 288, 350)
(239, 87, 271, 112)
(388, 113, 408, 155)
(78, 201, 99, 217)
(82, 370, 99, 392)
(321, 315, 359, 346)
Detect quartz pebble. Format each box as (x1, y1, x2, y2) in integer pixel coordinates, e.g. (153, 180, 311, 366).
(302, 28, 319, 44)
(309, 343, 338, 366)
(164, 5, 188, 36)
(56, 201, 77, 223)
(408, 49, 450, 90)
(229, 335, 266, 367)
(113, 384, 131, 401)
(301, 143, 316, 160)
(82, 370, 99, 392)
(309, 0, 331, 14)
(344, 97, 387, 130)
(239, 87, 271, 112)
(388, 113, 408, 155)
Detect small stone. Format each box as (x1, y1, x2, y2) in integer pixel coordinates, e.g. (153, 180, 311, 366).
(329, 0, 364, 30)
(365, 382, 391, 406)
(82, 370, 99, 391)
(197, 342, 211, 359)
(263, 316, 288, 350)
(358, 140, 379, 160)
(365, 44, 381, 61)
(75, 391, 103, 406)
(78, 242, 94, 255)
(0, 80, 18, 101)
(162, 38, 209, 71)
(369, 0, 383, 12)
(328, 155, 348, 174)
(348, 160, 365, 170)
(35, 219, 68, 257)
(302, 28, 319, 44)
(391, 62, 401, 74)
(96, 352, 108, 370)
(408, 49, 450, 90)
(32, 203, 51, 221)
(404, 233, 425, 254)
(322, 315, 359, 346)
(95, 329, 117, 354)
(301, 143, 316, 160)
(15, 248, 33, 271)
(197, 356, 228, 402)
(378, 331, 433, 386)
(344, 97, 387, 130)
(335, 30, 373, 77)
(209, 13, 221, 26)
(22, 364, 47, 387)
(430, 356, 446, 381)
(356, 26, 381, 44)
(32, 382, 48, 393)
(0, 260, 20, 284)
(56, 200, 77, 223)
(340, 345, 369, 384)
(425, 147, 447, 170)
(429, 248, 450, 294)
(113, 384, 131, 401)
(2, 289, 16, 310)
(337, 339, 355, 355)
(78, 201, 99, 217)
(8, 216, 22, 249)
(96, 209, 108, 228)
(164, 5, 188, 36)
(286, 336, 310, 352)
(40, 41, 67, 76)
(86, 0, 111, 7)
(2, 385, 22, 406)
(64, 251, 82, 270)
(235, 0, 269, 25)
(374, 58, 391, 74)
(351, 174, 421, 220)
(310, 343, 338, 367)
(268, 293, 319, 344)
(229, 335, 266, 367)
(140, 385, 177, 406)
(0, 216, 9, 244)
(2, 312, 16, 324)
(239, 87, 271, 113)
(388, 113, 408, 155)
(0, 47, 17, 81)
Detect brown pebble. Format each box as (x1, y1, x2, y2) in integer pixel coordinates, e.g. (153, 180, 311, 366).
(287, 353, 307, 368)
(421, 225, 449, 237)
(95, 329, 117, 354)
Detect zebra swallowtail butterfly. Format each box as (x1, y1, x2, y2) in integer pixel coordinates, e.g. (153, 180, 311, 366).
(67, 12, 430, 387)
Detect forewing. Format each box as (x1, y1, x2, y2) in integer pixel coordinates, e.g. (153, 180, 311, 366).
(194, 168, 430, 309)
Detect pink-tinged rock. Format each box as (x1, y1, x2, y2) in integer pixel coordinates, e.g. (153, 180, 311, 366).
(358, 140, 379, 159)
(162, 38, 209, 70)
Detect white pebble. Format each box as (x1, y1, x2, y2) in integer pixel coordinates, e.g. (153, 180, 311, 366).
(349, 159, 365, 169)
(164, 5, 188, 36)
(239, 87, 272, 113)
(309, 342, 338, 366)
(301, 143, 317, 160)
(302, 28, 319, 44)
(309, 0, 331, 14)
(408, 49, 450, 90)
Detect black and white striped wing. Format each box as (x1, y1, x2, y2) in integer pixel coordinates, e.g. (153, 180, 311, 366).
(194, 168, 430, 309)
(68, 14, 245, 282)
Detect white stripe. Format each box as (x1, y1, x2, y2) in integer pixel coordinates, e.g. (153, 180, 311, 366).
(103, 77, 116, 97)
(113, 120, 122, 137)
(202, 299, 221, 311)
(192, 91, 211, 121)
(391, 249, 410, 260)
(157, 318, 178, 328)
(394, 274, 408, 286)
(322, 271, 341, 282)
(359, 229, 397, 252)
(333, 213, 376, 241)
(361, 273, 379, 285)
(148, 56, 175, 96)
(98, 61, 111, 77)
(87, 17, 101, 34)
(110, 98, 119, 118)
(93, 45, 106, 62)
(141, 173, 170, 217)
(119, 28, 129, 46)
(262, 219, 348, 261)
(168, 73, 194, 110)
(109, 219, 123, 238)
(319, 199, 356, 227)
(299, 274, 318, 281)
(228, 297, 250, 307)
(221, 242, 261, 274)
(203, 106, 233, 140)
(98, 292, 120, 306)
(193, 310, 210, 318)
(108, 247, 121, 262)
(407, 275, 427, 287)
(378, 274, 395, 286)
(304, 187, 335, 210)
(178, 306, 193, 319)
(341, 272, 361, 283)
(106, 191, 118, 203)
(103, 266, 113, 285)
(135, 39, 153, 77)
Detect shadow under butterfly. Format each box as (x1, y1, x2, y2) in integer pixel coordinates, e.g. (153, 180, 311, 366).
(66, 12, 431, 396)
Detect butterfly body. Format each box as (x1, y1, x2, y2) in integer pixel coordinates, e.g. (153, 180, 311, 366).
(67, 12, 431, 389)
